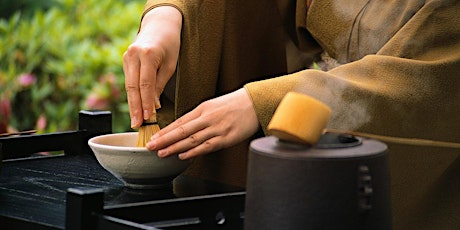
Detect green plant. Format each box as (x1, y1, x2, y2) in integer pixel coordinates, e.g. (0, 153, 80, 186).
(0, 0, 144, 133)
(0, 0, 58, 19)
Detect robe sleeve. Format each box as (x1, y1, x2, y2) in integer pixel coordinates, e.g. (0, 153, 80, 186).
(244, 0, 460, 143)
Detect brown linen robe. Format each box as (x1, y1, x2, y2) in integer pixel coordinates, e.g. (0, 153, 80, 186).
(142, 0, 460, 229)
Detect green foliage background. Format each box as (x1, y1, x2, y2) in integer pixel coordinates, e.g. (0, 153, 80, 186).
(0, 0, 145, 133)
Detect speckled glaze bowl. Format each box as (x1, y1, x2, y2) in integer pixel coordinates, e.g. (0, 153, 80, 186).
(88, 132, 190, 189)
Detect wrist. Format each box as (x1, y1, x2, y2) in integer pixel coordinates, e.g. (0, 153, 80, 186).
(141, 6, 182, 31)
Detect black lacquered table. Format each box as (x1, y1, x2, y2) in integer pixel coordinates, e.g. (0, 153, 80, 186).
(0, 111, 245, 230)
(0, 154, 244, 229)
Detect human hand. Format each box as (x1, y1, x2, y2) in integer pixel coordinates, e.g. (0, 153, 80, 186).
(123, 6, 182, 128)
(146, 88, 260, 160)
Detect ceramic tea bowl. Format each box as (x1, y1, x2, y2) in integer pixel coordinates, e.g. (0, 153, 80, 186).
(88, 132, 189, 189)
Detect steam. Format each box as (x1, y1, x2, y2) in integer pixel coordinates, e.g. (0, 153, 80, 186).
(297, 75, 371, 131)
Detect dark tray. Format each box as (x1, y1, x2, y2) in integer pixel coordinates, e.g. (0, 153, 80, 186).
(0, 154, 244, 229)
(0, 111, 245, 229)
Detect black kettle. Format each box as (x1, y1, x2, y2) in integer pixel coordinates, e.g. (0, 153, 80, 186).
(244, 132, 391, 229)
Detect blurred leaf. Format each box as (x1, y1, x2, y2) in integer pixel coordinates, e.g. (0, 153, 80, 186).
(1, 0, 144, 133)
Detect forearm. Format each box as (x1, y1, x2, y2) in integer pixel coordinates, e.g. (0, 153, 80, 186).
(139, 6, 182, 36)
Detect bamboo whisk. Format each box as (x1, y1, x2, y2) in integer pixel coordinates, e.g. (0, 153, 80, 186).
(136, 109, 161, 147)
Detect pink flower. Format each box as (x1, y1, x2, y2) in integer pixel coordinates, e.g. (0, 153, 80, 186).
(86, 92, 110, 110)
(18, 73, 36, 87)
(36, 114, 47, 131)
(99, 73, 121, 100)
(100, 73, 117, 84)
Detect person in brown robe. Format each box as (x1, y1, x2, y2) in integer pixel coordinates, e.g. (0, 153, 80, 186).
(123, 1, 460, 229)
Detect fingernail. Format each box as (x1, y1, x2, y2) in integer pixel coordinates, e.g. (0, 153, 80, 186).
(155, 98, 161, 109)
(157, 149, 166, 158)
(131, 116, 138, 128)
(178, 153, 186, 160)
(146, 140, 156, 149)
(143, 110, 149, 120)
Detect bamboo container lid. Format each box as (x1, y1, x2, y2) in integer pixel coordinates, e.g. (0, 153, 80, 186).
(267, 92, 331, 145)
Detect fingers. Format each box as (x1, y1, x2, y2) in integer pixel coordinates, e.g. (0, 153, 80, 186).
(150, 126, 222, 160)
(147, 111, 203, 149)
(124, 45, 164, 127)
(146, 89, 260, 160)
(139, 50, 159, 120)
(124, 41, 176, 127)
(176, 137, 223, 160)
(146, 110, 218, 159)
(123, 7, 182, 128)
(123, 50, 143, 128)
(145, 104, 235, 160)
(159, 130, 219, 160)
